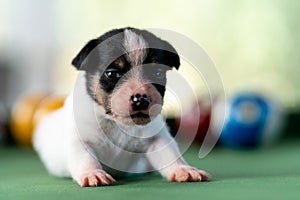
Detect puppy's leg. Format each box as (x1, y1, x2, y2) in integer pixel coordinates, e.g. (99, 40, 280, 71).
(146, 133, 210, 182)
(67, 144, 115, 187)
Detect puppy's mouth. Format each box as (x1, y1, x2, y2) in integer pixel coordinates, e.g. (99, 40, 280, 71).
(108, 104, 162, 126)
(127, 111, 151, 125)
(130, 112, 150, 119)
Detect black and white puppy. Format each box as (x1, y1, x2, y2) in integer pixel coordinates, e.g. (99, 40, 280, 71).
(33, 27, 210, 187)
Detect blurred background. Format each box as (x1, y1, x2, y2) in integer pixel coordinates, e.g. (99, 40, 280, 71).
(0, 0, 299, 145)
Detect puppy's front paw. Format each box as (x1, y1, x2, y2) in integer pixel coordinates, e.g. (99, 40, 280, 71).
(170, 165, 211, 182)
(76, 169, 116, 187)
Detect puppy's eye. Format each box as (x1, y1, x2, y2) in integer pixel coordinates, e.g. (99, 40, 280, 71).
(153, 69, 166, 80)
(104, 69, 122, 80)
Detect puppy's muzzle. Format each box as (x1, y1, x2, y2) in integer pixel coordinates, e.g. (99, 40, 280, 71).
(131, 93, 151, 111)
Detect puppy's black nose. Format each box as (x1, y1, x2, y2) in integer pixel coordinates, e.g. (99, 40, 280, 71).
(131, 93, 150, 111)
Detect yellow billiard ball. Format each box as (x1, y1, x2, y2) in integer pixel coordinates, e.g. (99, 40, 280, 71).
(10, 94, 65, 147)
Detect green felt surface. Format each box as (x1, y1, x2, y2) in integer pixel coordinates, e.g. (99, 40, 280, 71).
(1, 141, 300, 200)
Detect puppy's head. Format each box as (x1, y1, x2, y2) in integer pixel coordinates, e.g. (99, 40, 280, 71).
(72, 28, 180, 126)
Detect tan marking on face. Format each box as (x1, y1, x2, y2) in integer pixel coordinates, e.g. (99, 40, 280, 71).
(114, 57, 125, 69)
(89, 72, 105, 106)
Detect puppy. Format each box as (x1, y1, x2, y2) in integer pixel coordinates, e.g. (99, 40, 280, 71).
(33, 27, 210, 187)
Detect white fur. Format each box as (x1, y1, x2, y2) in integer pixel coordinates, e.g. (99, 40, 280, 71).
(123, 29, 148, 66)
(33, 72, 209, 186)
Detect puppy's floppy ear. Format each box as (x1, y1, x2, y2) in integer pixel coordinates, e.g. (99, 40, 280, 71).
(167, 51, 180, 70)
(162, 41, 180, 70)
(71, 39, 100, 70)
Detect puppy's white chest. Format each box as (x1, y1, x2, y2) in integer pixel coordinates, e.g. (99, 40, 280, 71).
(88, 114, 163, 154)
(97, 127, 152, 153)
